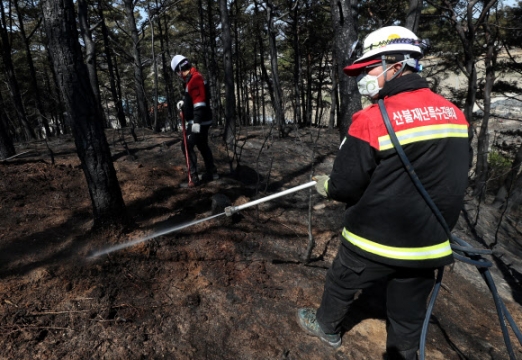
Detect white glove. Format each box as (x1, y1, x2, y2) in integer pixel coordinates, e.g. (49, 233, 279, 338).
(177, 100, 184, 110)
(191, 123, 200, 134)
(312, 175, 330, 198)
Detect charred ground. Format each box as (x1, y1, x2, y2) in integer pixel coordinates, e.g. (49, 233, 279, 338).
(0, 127, 521, 359)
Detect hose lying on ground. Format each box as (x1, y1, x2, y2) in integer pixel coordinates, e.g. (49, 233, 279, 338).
(420, 237, 522, 360)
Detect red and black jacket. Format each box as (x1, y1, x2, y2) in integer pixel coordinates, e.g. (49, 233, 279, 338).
(182, 67, 212, 126)
(326, 74, 469, 268)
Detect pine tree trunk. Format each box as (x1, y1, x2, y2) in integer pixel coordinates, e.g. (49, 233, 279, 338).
(123, 0, 151, 128)
(0, 91, 15, 159)
(442, 0, 499, 198)
(98, 3, 127, 128)
(291, 3, 302, 126)
(78, 0, 105, 128)
(157, 4, 175, 131)
(330, 0, 361, 142)
(266, 0, 286, 137)
(13, 2, 52, 138)
(0, 1, 36, 141)
(405, 0, 422, 33)
(474, 20, 499, 199)
(254, 0, 275, 126)
(206, 0, 222, 126)
(149, 15, 161, 133)
(42, 0, 131, 230)
(329, 53, 338, 129)
(219, 0, 236, 154)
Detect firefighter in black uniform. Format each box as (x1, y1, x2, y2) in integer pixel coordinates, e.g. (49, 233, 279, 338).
(297, 26, 470, 359)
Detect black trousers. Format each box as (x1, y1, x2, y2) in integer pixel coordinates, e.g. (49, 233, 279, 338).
(181, 124, 216, 178)
(316, 244, 435, 359)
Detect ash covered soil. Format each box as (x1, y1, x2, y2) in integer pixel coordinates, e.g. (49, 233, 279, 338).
(1, 127, 521, 360)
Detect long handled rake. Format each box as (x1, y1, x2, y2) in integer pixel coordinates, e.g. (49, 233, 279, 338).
(180, 110, 195, 187)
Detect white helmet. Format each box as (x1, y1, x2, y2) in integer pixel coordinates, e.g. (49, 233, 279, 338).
(344, 26, 428, 76)
(171, 55, 190, 73)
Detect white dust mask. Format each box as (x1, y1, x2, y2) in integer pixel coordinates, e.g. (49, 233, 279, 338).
(356, 73, 381, 98)
(356, 63, 402, 98)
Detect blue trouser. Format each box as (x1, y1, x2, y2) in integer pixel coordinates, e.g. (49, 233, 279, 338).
(316, 244, 435, 360)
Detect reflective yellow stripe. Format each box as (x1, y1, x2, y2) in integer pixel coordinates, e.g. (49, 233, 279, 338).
(378, 124, 468, 151)
(342, 228, 452, 260)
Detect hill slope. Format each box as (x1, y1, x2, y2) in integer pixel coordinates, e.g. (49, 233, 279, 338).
(0, 127, 521, 359)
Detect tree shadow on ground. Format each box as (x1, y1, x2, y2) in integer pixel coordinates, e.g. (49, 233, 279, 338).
(111, 139, 180, 162)
(0, 180, 208, 280)
(234, 164, 264, 186)
(0, 213, 94, 279)
(267, 153, 336, 192)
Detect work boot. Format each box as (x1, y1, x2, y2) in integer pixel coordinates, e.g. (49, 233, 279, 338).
(199, 171, 219, 182)
(297, 308, 341, 348)
(179, 178, 201, 188)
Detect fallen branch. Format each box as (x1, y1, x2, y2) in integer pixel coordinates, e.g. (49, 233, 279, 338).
(0, 151, 34, 163)
(0, 325, 72, 331)
(28, 310, 90, 316)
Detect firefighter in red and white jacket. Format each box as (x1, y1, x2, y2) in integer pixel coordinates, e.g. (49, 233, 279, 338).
(297, 26, 470, 359)
(171, 55, 217, 187)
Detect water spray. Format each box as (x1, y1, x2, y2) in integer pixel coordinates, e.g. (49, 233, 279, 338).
(88, 181, 317, 259)
(88, 213, 224, 258)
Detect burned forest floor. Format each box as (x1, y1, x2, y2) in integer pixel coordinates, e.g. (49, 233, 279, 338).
(1, 125, 522, 360)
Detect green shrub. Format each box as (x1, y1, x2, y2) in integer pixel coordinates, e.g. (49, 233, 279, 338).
(487, 150, 512, 192)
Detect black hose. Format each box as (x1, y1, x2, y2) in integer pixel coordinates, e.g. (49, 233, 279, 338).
(419, 254, 519, 360)
(451, 243, 493, 255)
(419, 267, 444, 360)
(502, 301, 522, 345)
(452, 252, 493, 267)
(482, 268, 517, 359)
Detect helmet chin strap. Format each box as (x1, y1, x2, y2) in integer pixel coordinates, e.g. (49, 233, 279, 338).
(380, 55, 408, 84)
